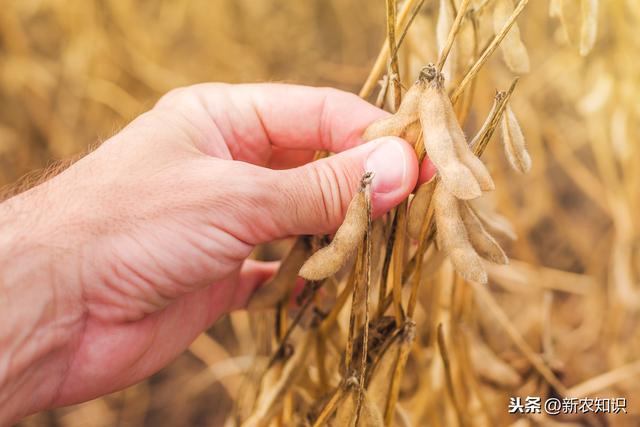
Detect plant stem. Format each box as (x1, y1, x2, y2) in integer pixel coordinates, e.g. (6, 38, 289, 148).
(451, 0, 530, 104)
(359, 0, 425, 99)
(436, 0, 472, 73)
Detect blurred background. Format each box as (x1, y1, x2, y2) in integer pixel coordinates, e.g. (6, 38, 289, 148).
(3, 0, 639, 426)
(0, 0, 385, 184)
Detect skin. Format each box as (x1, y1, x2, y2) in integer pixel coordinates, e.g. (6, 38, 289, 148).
(0, 83, 432, 424)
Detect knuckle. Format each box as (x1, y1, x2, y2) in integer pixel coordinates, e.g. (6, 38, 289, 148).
(155, 86, 195, 108)
(155, 83, 228, 111)
(306, 160, 361, 231)
(155, 83, 230, 108)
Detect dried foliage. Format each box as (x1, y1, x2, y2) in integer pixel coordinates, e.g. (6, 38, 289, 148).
(7, 0, 640, 426)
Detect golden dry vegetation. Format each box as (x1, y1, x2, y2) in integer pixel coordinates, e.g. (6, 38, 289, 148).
(4, 0, 640, 426)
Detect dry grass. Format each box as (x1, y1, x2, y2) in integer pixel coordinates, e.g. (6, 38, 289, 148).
(5, 0, 640, 426)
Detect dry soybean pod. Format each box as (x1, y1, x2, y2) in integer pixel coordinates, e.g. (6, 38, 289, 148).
(299, 173, 373, 281)
(500, 102, 532, 173)
(359, 390, 385, 427)
(460, 201, 508, 264)
(248, 238, 309, 309)
(469, 201, 517, 241)
(242, 334, 313, 427)
(456, 8, 477, 69)
(549, 0, 572, 45)
(407, 178, 436, 239)
(418, 65, 482, 200)
(362, 116, 407, 143)
(579, 0, 598, 56)
(433, 182, 487, 284)
(445, 96, 495, 191)
(549, 0, 562, 18)
(468, 333, 521, 388)
(335, 386, 385, 427)
(333, 378, 358, 426)
(493, 0, 530, 74)
(362, 81, 424, 142)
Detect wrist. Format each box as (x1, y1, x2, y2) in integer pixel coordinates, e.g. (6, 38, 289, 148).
(0, 186, 86, 423)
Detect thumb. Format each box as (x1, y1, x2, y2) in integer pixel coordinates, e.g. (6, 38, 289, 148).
(265, 136, 418, 238)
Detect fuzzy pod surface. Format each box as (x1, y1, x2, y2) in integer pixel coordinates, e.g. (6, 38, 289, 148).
(299, 173, 372, 281)
(493, 0, 530, 74)
(501, 103, 531, 173)
(418, 67, 483, 200)
(433, 182, 488, 284)
(362, 82, 424, 142)
(460, 201, 509, 264)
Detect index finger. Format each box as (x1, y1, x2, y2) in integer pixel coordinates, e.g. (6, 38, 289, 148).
(157, 83, 389, 165)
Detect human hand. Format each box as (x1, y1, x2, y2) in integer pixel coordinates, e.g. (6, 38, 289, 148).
(0, 83, 424, 423)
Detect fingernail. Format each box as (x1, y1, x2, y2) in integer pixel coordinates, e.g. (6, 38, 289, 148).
(365, 138, 408, 194)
